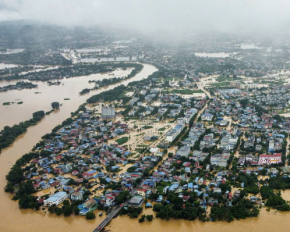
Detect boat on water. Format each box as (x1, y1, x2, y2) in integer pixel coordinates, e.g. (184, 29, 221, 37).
(99, 212, 103, 216)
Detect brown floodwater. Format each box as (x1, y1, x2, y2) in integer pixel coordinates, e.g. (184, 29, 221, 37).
(0, 67, 134, 130)
(0, 63, 158, 232)
(1, 63, 290, 232)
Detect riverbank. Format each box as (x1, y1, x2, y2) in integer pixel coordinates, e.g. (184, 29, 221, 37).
(0, 66, 136, 130)
(0, 110, 45, 153)
(0, 63, 158, 232)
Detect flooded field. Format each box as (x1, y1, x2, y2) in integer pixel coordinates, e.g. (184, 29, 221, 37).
(0, 63, 19, 69)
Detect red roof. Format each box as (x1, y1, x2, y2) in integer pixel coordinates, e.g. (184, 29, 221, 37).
(106, 196, 115, 200)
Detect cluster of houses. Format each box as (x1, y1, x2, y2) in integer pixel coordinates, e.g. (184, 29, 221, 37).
(18, 70, 290, 218)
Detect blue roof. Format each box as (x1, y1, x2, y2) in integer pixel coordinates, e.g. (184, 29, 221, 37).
(202, 113, 213, 116)
(169, 184, 179, 191)
(87, 170, 97, 174)
(188, 183, 193, 188)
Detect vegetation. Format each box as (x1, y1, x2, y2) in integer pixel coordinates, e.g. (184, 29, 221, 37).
(115, 137, 129, 145)
(86, 212, 96, 219)
(0, 111, 45, 153)
(120, 206, 143, 218)
(51, 102, 60, 109)
(210, 200, 259, 222)
(79, 88, 90, 95)
(142, 126, 153, 129)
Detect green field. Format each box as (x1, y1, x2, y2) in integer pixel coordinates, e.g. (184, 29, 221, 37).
(115, 137, 129, 145)
(143, 126, 153, 129)
(209, 82, 231, 87)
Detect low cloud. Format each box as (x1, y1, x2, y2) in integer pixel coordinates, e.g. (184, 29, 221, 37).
(1, 0, 290, 36)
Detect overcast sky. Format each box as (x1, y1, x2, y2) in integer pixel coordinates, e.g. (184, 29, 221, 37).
(1, 0, 290, 35)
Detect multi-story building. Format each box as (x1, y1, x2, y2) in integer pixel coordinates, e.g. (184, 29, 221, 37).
(102, 106, 116, 119)
(258, 153, 282, 165)
(44, 191, 68, 206)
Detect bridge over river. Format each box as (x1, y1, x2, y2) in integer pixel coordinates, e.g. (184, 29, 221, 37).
(92, 204, 123, 232)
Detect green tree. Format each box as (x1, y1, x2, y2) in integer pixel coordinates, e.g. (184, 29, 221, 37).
(146, 215, 153, 221)
(86, 212, 96, 219)
(51, 102, 60, 109)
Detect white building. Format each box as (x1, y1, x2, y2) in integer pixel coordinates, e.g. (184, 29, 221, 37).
(176, 146, 191, 157)
(102, 106, 116, 119)
(166, 124, 185, 142)
(44, 191, 68, 206)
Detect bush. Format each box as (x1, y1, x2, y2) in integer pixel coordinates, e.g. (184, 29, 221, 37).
(130, 212, 138, 218)
(139, 215, 146, 222)
(146, 215, 153, 221)
(86, 212, 96, 219)
(51, 102, 60, 109)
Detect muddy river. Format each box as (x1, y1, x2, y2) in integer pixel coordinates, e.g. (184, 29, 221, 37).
(0, 67, 134, 129)
(1, 63, 290, 231)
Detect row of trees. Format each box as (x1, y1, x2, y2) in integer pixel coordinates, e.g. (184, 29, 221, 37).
(0, 110, 45, 153)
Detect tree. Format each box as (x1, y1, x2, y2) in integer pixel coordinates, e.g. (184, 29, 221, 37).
(32, 111, 45, 121)
(86, 212, 96, 219)
(51, 102, 60, 109)
(116, 191, 130, 203)
(146, 215, 153, 221)
(63, 204, 73, 217)
(139, 214, 146, 222)
(73, 206, 80, 215)
(239, 99, 249, 109)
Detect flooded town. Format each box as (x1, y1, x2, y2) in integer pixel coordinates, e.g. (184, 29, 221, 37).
(2, 1, 290, 232)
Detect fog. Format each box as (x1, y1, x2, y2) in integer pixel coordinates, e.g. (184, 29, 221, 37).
(1, 0, 290, 36)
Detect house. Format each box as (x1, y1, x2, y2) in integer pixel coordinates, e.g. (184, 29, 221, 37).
(105, 195, 116, 207)
(71, 191, 83, 201)
(201, 113, 213, 121)
(72, 170, 79, 176)
(234, 190, 241, 198)
(137, 188, 147, 197)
